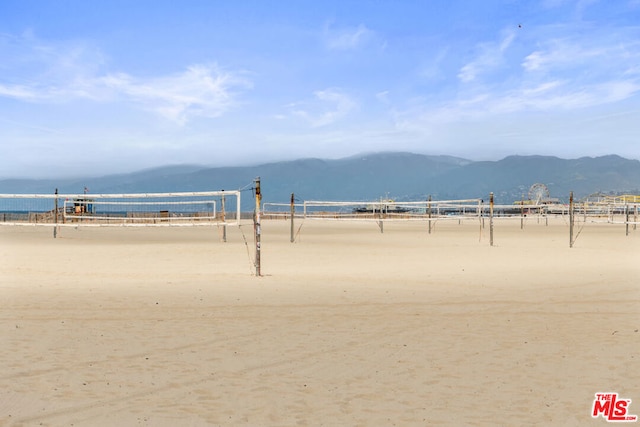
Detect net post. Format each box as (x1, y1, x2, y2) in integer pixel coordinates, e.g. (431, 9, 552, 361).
(478, 198, 482, 241)
(569, 191, 574, 248)
(254, 177, 262, 276)
(545, 205, 548, 226)
(221, 190, 227, 242)
(290, 193, 295, 243)
(236, 190, 241, 225)
(520, 194, 524, 230)
(53, 188, 59, 238)
(427, 195, 432, 234)
(489, 192, 494, 246)
(625, 202, 629, 236)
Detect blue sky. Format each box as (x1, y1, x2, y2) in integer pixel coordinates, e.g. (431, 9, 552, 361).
(1, 0, 639, 178)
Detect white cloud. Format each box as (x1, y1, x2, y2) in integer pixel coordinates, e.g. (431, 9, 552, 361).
(100, 65, 250, 124)
(395, 69, 640, 131)
(419, 48, 449, 81)
(323, 23, 374, 50)
(522, 41, 604, 73)
(0, 33, 250, 124)
(376, 91, 390, 103)
(521, 80, 564, 96)
(488, 79, 636, 116)
(291, 89, 357, 127)
(0, 84, 39, 100)
(0, 64, 250, 124)
(458, 30, 516, 83)
(2, 64, 250, 125)
(442, 20, 640, 124)
(521, 50, 546, 72)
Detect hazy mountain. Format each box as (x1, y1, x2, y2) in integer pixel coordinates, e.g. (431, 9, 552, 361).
(1, 152, 639, 209)
(437, 154, 640, 202)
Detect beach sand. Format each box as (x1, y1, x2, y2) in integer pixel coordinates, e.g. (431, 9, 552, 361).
(1, 218, 639, 426)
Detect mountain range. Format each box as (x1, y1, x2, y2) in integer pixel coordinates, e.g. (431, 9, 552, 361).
(2, 152, 639, 209)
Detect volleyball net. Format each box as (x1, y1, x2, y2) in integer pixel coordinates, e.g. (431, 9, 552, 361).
(0, 190, 241, 227)
(262, 197, 640, 224)
(263, 198, 488, 221)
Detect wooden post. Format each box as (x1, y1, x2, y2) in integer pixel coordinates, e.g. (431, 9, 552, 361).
(569, 191, 574, 248)
(221, 191, 227, 242)
(634, 204, 638, 231)
(427, 195, 432, 234)
(254, 177, 261, 276)
(53, 188, 58, 238)
(478, 198, 482, 240)
(290, 193, 295, 243)
(489, 192, 494, 246)
(625, 203, 630, 236)
(520, 194, 524, 230)
(545, 205, 548, 226)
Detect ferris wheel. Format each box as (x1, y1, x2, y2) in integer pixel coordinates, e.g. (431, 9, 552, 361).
(528, 183, 550, 204)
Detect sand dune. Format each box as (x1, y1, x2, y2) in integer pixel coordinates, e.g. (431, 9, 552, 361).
(1, 218, 639, 426)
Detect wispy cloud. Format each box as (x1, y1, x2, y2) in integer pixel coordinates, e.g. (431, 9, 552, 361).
(0, 33, 250, 124)
(99, 66, 250, 124)
(516, 30, 640, 109)
(323, 23, 374, 50)
(498, 80, 639, 113)
(290, 89, 357, 127)
(401, 77, 640, 128)
(458, 29, 516, 83)
(416, 16, 640, 126)
(522, 40, 610, 73)
(419, 48, 449, 81)
(0, 83, 40, 100)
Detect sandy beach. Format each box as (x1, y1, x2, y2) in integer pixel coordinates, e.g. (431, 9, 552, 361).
(1, 218, 639, 426)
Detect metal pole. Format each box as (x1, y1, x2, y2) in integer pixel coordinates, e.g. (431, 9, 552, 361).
(569, 191, 574, 248)
(290, 193, 295, 243)
(489, 192, 494, 246)
(254, 177, 261, 276)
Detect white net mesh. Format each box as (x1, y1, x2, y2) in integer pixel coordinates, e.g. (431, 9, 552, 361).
(298, 199, 485, 221)
(0, 191, 241, 227)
